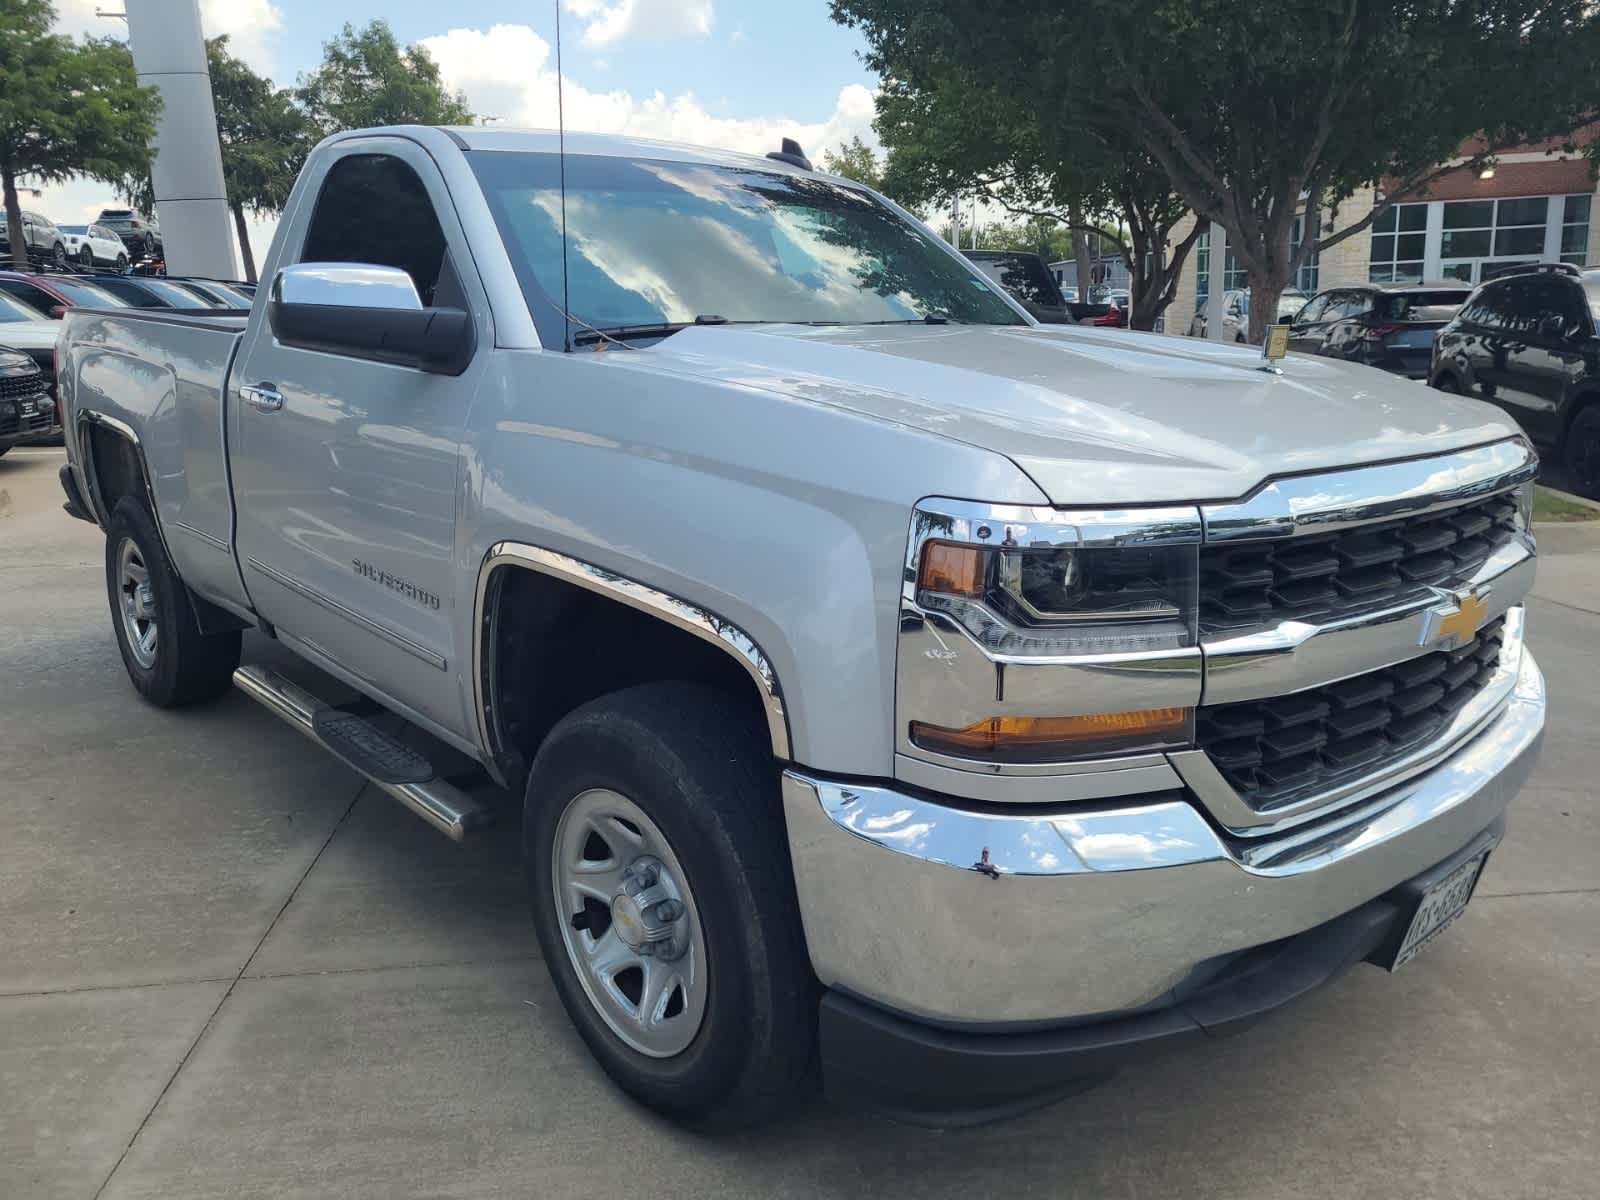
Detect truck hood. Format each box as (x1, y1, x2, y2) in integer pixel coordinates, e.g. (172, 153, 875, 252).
(0, 321, 61, 352)
(645, 323, 1521, 505)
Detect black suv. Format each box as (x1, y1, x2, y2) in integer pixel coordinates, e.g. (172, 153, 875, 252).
(0, 348, 55, 457)
(1431, 264, 1600, 496)
(1287, 281, 1471, 378)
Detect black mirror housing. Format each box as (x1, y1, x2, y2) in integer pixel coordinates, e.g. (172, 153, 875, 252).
(269, 300, 476, 375)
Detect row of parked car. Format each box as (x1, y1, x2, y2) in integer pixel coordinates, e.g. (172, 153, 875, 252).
(1185, 265, 1600, 496)
(0, 266, 255, 457)
(0, 207, 163, 271)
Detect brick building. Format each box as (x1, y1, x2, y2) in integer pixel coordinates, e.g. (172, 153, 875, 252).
(1163, 132, 1600, 335)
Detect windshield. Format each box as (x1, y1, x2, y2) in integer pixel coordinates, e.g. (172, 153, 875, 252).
(0, 292, 48, 323)
(966, 254, 1064, 308)
(60, 225, 88, 234)
(470, 151, 1023, 344)
(48, 278, 130, 307)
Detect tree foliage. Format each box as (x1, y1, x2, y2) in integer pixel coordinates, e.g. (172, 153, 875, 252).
(820, 136, 885, 191)
(208, 35, 309, 280)
(0, 0, 159, 263)
(298, 21, 473, 136)
(834, 0, 1600, 338)
(868, 66, 1199, 328)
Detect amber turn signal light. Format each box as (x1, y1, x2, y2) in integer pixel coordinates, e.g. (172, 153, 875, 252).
(917, 541, 989, 597)
(910, 708, 1192, 763)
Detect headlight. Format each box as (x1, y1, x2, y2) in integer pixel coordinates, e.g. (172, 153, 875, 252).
(902, 503, 1203, 765)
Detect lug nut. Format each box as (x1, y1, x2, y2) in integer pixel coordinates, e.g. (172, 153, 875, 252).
(653, 899, 684, 923)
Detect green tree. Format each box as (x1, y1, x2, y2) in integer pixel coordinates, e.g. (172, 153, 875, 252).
(298, 21, 473, 136)
(821, 136, 885, 191)
(834, 0, 1600, 339)
(0, 0, 159, 266)
(209, 35, 308, 281)
(871, 70, 1198, 329)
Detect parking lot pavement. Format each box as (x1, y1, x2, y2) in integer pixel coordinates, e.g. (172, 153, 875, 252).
(2, 444, 1597, 1200)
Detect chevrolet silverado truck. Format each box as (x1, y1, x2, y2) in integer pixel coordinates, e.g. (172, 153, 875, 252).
(57, 125, 1546, 1130)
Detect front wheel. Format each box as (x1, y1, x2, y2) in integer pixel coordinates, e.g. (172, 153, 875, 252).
(79, 245, 94, 269)
(524, 682, 815, 1130)
(1564, 405, 1600, 500)
(1433, 375, 1460, 393)
(52, 242, 68, 269)
(105, 498, 241, 707)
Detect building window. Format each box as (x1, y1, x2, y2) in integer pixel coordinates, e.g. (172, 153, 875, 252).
(1195, 229, 1209, 302)
(1562, 194, 1590, 267)
(1291, 214, 1319, 293)
(1437, 196, 1559, 282)
(1369, 202, 1428, 282)
(1223, 245, 1248, 291)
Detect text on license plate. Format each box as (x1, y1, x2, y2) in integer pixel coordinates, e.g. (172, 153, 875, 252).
(1392, 848, 1491, 970)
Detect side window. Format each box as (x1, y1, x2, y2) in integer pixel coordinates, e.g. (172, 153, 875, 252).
(1462, 282, 1510, 331)
(1296, 295, 1329, 324)
(1498, 279, 1541, 337)
(300, 154, 448, 305)
(0, 280, 55, 313)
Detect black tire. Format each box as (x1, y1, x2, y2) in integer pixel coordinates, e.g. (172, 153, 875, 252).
(524, 682, 815, 1130)
(1433, 374, 1459, 393)
(1563, 404, 1600, 500)
(52, 242, 67, 269)
(79, 245, 94, 269)
(105, 498, 241, 707)
(115, 253, 128, 273)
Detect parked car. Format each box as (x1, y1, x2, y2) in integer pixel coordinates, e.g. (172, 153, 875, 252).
(964, 250, 1075, 323)
(80, 274, 221, 310)
(1287, 282, 1470, 378)
(1431, 263, 1600, 497)
(0, 210, 69, 269)
(0, 270, 132, 319)
(58, 224, 132, 272)
(96, 208, 162, 262)
(165, 277, 254, 308)
(0, 347, 57, 456)
(1188, 288, 1310, 341)
(0, 290, 64, 386)
(58, 125, 1546, 1131)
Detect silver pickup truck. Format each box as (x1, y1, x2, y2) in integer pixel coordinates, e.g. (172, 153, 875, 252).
(57, 125, 1546, 1129)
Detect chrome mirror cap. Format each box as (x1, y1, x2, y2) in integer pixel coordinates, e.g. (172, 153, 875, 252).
(271, 263, 423, 311)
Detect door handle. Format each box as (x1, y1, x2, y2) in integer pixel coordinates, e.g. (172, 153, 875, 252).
(239, 382, 283, 412)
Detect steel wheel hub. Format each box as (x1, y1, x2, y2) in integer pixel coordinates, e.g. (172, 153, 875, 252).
(116, 536, 158, 669)
(553, 789, 707, 1058)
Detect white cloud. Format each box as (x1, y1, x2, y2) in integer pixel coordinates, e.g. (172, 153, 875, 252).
(421, 23, 877, 162)
(52, 0, 283, 77)
(562, 0, 713, 49)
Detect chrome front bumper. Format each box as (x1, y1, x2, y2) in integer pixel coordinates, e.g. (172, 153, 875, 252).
(782, 648, 1545, 1026)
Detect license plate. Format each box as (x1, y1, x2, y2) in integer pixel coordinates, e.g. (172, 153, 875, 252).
(19, 399, 37, 416)
(1391, 848, 1492, 970)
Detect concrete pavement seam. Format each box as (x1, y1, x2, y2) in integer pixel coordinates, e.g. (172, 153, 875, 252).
(1529, 591, 1600, 618)
(1475, 886, 1600, 901)
(0, 975, 235, 1001)
(239, 951, 544, 984)
(90, 779, 369, 1200)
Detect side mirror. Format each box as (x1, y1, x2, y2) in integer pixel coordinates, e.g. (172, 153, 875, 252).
(47, 305, 66, 320)
(267, 263, 475, 376)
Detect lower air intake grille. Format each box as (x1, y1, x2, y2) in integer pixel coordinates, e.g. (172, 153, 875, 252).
(1196, 617, 1506, 810)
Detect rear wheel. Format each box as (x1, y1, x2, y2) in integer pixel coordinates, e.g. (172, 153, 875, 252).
(524, 682, 815, 1130)
(52, 242, 67, 269)
(105, 498, 241, 707)
(1433, 375, 1459, 393)
(1564, 405, 1600, 499)
(115, 253, 128, 273)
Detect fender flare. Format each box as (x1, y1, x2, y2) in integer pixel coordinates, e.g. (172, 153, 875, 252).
(472, 542, 791, 782)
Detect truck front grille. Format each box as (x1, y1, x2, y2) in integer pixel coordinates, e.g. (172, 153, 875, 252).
(1199, 492, 1520, 630)
(1196, 617, 1506, 810)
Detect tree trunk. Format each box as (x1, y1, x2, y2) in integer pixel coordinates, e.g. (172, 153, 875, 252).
(231, 201, 257, 282)
(2, 166, 28, 266)
(1068, 210, 1093, 299)
(1246, 268, 1290, 343)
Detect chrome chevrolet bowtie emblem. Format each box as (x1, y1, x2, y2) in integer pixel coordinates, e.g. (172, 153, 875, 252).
(1421, 589, 1490, 649)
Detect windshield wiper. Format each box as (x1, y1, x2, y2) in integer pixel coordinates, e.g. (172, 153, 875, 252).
(860, 313, 954, 325)
(571, 316, 856, 346)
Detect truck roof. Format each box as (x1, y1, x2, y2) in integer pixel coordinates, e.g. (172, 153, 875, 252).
(335, 125, 848, 184)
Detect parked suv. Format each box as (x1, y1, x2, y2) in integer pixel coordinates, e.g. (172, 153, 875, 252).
(1290, 282, 1470, 378)
(1431, 264, 1600, 496)
(96, 209, 162, 262)
(0, 210, 69, 269)
(0, 348, 56, 456)
(1188, 288, 1309, 341)
(59, 224, 132, 272)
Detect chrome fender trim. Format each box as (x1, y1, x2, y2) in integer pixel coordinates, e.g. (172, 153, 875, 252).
(473, 542, 792, 777)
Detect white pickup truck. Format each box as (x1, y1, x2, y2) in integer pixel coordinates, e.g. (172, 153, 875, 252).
(58, 125, 1546, 1129)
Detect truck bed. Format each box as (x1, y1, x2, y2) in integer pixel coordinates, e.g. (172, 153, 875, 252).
(61, 306, 250, 614)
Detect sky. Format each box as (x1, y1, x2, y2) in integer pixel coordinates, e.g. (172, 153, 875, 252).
(38, 0, 882, 271)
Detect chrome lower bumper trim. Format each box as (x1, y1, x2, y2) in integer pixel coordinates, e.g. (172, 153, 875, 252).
(782, 649, 1544, 1025)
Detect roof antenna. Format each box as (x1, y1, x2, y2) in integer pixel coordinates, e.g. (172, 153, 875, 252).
(555, 0, 572, 350)
(766, 137, 813, 171)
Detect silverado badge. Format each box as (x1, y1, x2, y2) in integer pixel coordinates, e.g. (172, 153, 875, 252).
(1420, 589, 1490, 650)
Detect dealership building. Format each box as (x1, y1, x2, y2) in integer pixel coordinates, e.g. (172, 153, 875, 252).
(1163, 132, 1600, 334)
